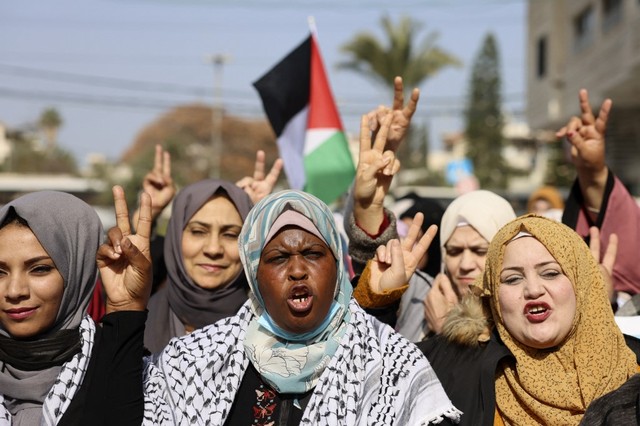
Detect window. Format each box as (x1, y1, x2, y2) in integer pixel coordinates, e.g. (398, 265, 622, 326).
(536, 36, 547, 79)
(573, 6, 595, 51)
(602, 0, 623, 31)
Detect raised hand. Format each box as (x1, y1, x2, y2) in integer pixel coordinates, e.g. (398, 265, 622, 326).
(589, 226, 618, 303)
(235, 150, 283, 204)
(97, 185, 153, 314)
(556, 89, 609, 175)
(556, 89, 610, 215)
(368, 213, 438, 292)
(365, 76, 420, 153)
(424, 272, 459, 334)
(353, 113, 397, 234)
(140, 144, 176, 221)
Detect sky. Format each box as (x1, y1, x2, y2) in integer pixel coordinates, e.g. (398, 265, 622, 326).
(0, 0, 526, 168)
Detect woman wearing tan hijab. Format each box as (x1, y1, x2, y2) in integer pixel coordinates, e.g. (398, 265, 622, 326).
(420, 215, 640, 425)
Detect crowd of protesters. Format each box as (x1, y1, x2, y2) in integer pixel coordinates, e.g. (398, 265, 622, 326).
(1, 77, 640, 425)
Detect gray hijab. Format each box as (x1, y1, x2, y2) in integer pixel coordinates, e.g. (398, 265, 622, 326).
(144, 179, 252, 353)
(0, 191, 103, 423)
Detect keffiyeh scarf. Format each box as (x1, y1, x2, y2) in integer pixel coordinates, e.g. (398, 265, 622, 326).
(142, 300, 460, 425)
(238, 190, 354, 394)
(0, 316, 96, 425)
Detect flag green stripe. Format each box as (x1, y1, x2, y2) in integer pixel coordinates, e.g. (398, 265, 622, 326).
(303, 131, 355, 205)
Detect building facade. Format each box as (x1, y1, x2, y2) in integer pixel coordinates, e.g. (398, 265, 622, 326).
(527, 0, 640, 193)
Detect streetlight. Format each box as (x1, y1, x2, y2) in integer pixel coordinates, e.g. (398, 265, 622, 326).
(204, 53, 231, 178)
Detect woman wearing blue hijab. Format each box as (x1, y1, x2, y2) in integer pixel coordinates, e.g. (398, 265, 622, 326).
(143, 190, 460, 425)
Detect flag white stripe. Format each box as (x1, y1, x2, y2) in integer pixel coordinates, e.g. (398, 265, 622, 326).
(277, 106, 308, 190)
(304, 128, 339, 156)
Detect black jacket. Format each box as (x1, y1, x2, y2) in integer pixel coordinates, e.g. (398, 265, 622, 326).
(58, 311, 147, 426)
(419, 330, 640, 426)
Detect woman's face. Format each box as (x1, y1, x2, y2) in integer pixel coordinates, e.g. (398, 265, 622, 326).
(498, 236, 577, 349)
(443, 225, 489, 296)
(257, 227, 337, 334)
(0, 223, 64, 339)
(181, 195, 243, 290)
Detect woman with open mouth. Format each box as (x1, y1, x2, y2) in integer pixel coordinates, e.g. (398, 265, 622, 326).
(142, 188, 461, 425)
(420, 215, 640, 425)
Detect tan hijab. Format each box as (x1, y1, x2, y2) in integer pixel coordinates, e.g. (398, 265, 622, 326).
(478, 215, 636, 425)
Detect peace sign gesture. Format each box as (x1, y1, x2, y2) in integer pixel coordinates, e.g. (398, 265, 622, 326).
(97, 185, 153, 313)
(556, 89, 609, 175)
(368, 213, 438, 292)
(353, 113, 398, 234)
(556, 89, 610, 213)
(144, 144, 176, 218)
(235, 150, 284, 204)
(365, 76, 420, 153)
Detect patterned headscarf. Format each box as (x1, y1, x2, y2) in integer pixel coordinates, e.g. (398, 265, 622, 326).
(238, 190, 352, 393)
(145, 179, 253, 353)
(0, 191, 102, 425)
(478, 214, 636, 424)
(144, 194, 461, 425)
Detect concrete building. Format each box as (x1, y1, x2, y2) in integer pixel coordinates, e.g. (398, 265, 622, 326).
(0, 174, 107, 204)
(527, 0, 640, 193)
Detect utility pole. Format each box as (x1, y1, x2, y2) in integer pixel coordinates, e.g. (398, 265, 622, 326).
(205, 53, 231, 178)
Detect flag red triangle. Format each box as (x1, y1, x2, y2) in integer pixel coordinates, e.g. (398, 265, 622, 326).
(308, 35, 344, 131)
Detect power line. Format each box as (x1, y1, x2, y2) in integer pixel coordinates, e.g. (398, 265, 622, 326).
(0, 63, 525, 107)
(0, 86, 525, 121)
(0, 63, 212, 97)
(0, 87, 179, 110)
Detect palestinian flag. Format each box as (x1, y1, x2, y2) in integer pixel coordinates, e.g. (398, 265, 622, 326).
(253, 34, 355, 205)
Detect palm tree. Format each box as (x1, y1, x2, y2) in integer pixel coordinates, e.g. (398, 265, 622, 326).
(39, 107, 63, 150)
(338, 15, 461, 93)
(339, 15, 460, 171)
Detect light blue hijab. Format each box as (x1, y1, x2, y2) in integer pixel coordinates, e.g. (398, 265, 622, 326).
(238, 189, 352, 393)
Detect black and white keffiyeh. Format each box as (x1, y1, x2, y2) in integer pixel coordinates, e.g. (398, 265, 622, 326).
(0, 316, 96, 425)
(142, 300, 461, 425)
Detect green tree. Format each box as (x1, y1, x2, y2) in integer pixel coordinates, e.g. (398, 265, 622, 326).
(464, 33, 508, 189)
(39, 107, 63, 150)
(4, 136, 77, 174)
(407, 122, 430, 168)
(544, 139, 575, 187)
(338, 15, 461, 91)
(339, 15, 460, 170)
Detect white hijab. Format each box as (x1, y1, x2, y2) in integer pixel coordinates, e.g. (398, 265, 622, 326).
(439, 190, 516, 255)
